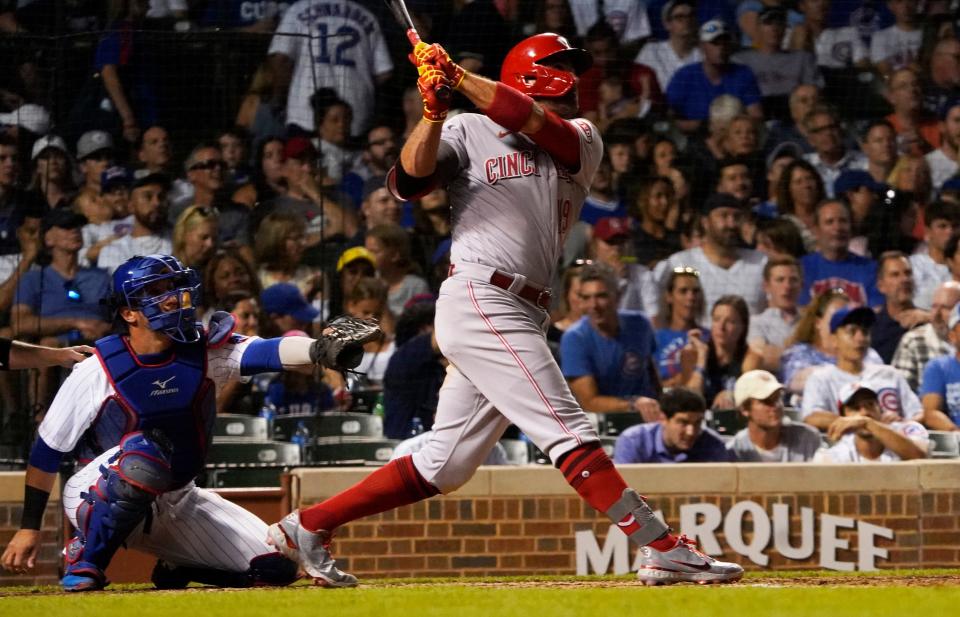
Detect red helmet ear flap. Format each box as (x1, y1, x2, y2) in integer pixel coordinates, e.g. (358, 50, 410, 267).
(500, 33, 592, 98)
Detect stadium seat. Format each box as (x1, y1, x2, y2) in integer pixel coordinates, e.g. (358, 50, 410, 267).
(707, 409, 745, 436)
(598, 436, 616, 458)
(927, 431, 960, 459)
(599, 413, 642, 436)
(783, 407, 802, 424)
(309, 438, 399, 466)
(207, 441, 301, 467)
(272, 412, 384, 442)
(499, 438, 530, 465)
(214, 414, 269, 441)
(205, 467, 285, 489)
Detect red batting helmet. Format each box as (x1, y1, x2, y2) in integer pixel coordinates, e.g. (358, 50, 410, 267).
(500, 33, 593, 98)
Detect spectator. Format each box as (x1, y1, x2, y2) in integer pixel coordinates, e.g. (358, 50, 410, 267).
(383, 300, 444, 440)
(254, 210, 323, 302)
(342, 123, 398, 208)
(311, 88, 359, 185)
(801, 306, 921, 430)
(755, 217, 807, 261)
(922, 37, 960, 117)
(776, 159, 825, 251)
(925, 98, 960, 192)
(737, 0, 803, 48)
(79, 166, 133, 268)
(910, 200, 960, 308)
(568, 0, 651, 48)
(235, 62, 286, 149)
(748, 256, 803, 373)
(919, 302, 960, 430)
(870, 0, 922, 77)
(613, 387, 731, 463)
(872, 251, 930, 363)
(685, 95, 745, 204)
(894, 281, 960, 392)
(344, 277, 393, 385)
(835, 170, 886, 252)
(755, 143, 803, 219)
(802, 106, 868, 197)
(630, 175, 681, 267)
(763, 83, 820, 154)
(217, 127, 252, 191)
(136, 125, 172, 175)
(580, 159, 626, 225)
(884, 68, 941, 155)
(361, 176, 403, 230)
(665, 19, 763, 133)
(815, 384, 928, 462)
(234, 136, 287, 208)
(268, 0, 393, 136)
(202, 247, 261, 313)
(75, 130, 114, 198)
(800, 199, 882, 306)
(172, 205, 219, 272)
(412, 188, 451, 261)
(0, 134, 43, 312)
(97, 170, 172, 274)
(732, 6, 822, 117)
(214, 292, 263, 414)
(634, 0, 701, 94)
(863, 181, 924, 258)
(653, 266, 705, 383)
(29, 135, 73, 210)
(260, 282, 319, 339)
(560, 262, 662, 421)
(169, 143, 250, 247)
(657, 193, 767, 319)
(788, 0, 869, 69)
(728, 370, 822, 462)
(329, 246, 377, 322)
(550, 262, 586, 338)
(365, 224, 429, 317)
(696, 295, 759, 409)
(590, 217, 657, 317)
(859, 119, 899, 185)
(532, 0, 577, 41)
(714, 156, 756, 204)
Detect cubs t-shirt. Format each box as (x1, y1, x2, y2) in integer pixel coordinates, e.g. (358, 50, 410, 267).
(920, 355, 960, 425)
(801, 363, 922, 419)
(799, 251, 882, 306)
(814, 421, 929, 463)
(561, 312, 657, 399)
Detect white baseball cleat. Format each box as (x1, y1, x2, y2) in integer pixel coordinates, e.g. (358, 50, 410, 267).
(635, 535, 744, 586)
(267, 510, 359, 588)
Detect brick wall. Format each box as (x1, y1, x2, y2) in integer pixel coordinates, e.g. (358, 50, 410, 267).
(0, 473, 61, 587)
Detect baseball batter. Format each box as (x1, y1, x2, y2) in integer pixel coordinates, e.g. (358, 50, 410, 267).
(0, 254, 378, 591)
(268, 34, 743, 587)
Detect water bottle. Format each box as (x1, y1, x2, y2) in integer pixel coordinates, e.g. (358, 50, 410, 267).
(408, 416, 425, 438)
(259, 403, 276, 437)
(292, 420, 311, 464)
(372, 393, 385, 418)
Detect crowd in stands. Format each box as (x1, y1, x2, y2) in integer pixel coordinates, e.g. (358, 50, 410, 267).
(0, 0, 959, 465)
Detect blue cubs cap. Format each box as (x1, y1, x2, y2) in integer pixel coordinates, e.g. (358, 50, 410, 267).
(261, 283, 319, 323)
(829, 306, 876, 333)
(101, 166, 130, 191)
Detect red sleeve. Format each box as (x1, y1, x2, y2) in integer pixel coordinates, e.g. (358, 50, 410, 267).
(528, 110, 581, 171)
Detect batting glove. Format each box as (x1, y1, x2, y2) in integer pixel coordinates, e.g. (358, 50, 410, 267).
(418, 66, 452, 123)
(410, 42, 466, 89)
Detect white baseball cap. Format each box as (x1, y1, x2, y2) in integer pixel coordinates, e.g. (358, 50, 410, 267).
(700, 19, 731, 43)
(733, 370, 783, 407)
(837, 382, 877, 408)
(0, 104, 51, 135)
(31, 134, 68, 160)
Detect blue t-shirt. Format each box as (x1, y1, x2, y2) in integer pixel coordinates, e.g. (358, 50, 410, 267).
(14, 266, 110, 321)
(654, 327, 711, 380)
(579, 195, 626, 225)
(613, 421, 731, 463)
(666, 62, 762, 121)
(920, 355, 960, 425)
(560, 312, 657, 399)
(799, 251, 882, 307)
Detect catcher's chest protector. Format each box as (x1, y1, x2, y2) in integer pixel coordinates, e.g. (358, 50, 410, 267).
(79, 335, 216, 488)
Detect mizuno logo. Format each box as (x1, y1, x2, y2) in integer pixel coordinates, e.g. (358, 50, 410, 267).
(150, 376, 179, 396)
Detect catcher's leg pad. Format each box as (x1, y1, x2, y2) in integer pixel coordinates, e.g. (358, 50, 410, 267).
(67, 431, 173, 578)
(605, 488, 670, 547)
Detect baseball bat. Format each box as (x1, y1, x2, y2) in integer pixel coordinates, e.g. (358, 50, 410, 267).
(383, 0, 452, 102)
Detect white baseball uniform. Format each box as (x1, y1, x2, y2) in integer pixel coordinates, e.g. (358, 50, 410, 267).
(799, 363, 923, 419)
(45, 337, 279, 572)
(269, 0, 394, 136)
(411, 113, 604, 492)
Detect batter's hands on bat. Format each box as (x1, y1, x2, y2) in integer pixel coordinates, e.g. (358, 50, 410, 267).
(410, 42, 465, 89)
(1, 529, 40, 573)
(418, 66, 452, 122)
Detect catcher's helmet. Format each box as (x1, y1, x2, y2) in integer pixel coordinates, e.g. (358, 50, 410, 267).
(112, 254, 202, 343)
(500, 33, 592, 98)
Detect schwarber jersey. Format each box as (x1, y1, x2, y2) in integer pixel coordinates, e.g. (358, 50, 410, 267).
(37, 335, 254, 456)
(441, 113, 604, 287)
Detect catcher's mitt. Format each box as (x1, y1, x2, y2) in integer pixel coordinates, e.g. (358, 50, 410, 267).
(310, 316, 382, 370)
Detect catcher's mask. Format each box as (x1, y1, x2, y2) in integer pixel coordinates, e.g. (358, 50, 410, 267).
(111, 254, 201, 343)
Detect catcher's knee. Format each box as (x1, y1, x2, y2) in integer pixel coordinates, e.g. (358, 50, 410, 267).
(248, 553, 299, 586)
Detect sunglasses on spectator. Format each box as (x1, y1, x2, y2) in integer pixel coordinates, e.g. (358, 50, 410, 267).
(673, 266, 700, 277)
(189, 159, 226, 172)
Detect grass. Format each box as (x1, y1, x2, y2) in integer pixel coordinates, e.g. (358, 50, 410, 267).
(1, 570, 958, 617)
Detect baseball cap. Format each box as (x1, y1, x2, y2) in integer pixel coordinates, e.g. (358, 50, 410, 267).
(261, 283, 320, 322)
(594, 217, 630, 243)
(764, 141, 804, 170)
(76, 130, 114, 160)
(734, 370, 784, 407)
(834, 170, 885, 195)
(0, 104, 50, 135)
(702, 192, 743, 213)
(837, 382, 877, 408)
(31, 134, 68, 160)
(700, 19, 731, 43)
(101, 166, 130, 192)
(283, 136, 317, 161)
(131, 168, 170, 190)
(42, 208, 87, 234)
(829, 305, 876, 333)
(758, 6, 787, 23)
(336, 246, 376, 272)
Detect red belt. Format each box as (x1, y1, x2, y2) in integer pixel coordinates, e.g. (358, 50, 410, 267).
(489, 271, 552, 310)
